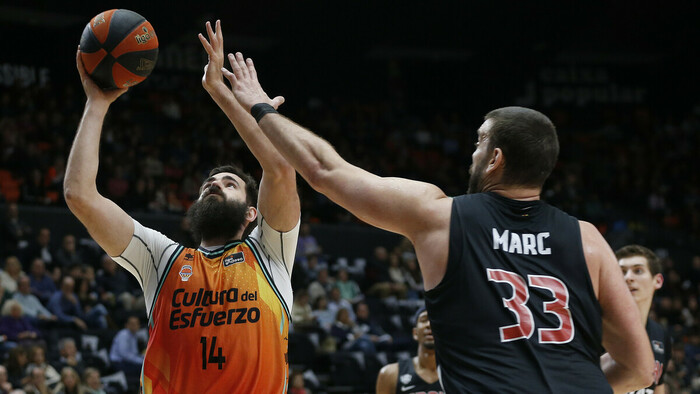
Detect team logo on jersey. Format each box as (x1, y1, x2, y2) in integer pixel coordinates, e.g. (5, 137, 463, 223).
(400, 373, 413, 385)
(223, 252, 245, 267)
(184, 253, 194, 262)
(179, 265, 193, 281)
(652, 340, 664, 353)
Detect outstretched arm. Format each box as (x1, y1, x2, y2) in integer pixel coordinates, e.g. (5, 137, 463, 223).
(199, 21, 299, 232)
(223, 52, 452, 289)
(64, 49, 134, 257)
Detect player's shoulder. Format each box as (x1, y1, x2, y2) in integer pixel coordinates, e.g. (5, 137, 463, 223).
(378, 362, 399, 378)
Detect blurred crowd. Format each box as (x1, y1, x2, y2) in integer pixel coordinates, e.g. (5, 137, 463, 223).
(0, 76, 699, 393)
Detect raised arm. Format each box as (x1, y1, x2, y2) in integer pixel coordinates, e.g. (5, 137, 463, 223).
(199, 21, 299, 232)
(580, 221, 654, 393)
(223, 51, 452, 289)
(63, 49, 134, 257)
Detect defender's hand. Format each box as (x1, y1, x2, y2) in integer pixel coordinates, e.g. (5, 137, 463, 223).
(198, 20, 227, 94)
(223, 52, 285, 111)
(76, 47, 127, 106)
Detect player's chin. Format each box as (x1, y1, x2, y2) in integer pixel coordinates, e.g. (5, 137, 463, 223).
(423, 340, 436, 350)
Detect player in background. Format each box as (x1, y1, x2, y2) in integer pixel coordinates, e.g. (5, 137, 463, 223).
(64, 20, 300, 393)
(376, 307, 444, 394)
(221, 48, 655, 392)
(612, 245, 672, 394)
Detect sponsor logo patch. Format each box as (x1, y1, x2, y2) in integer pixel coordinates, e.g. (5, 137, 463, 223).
(652, 340, 664, 353)
(179, 265, 193, 281)
(400, 373, 412, 385)
(223, 252, 245, 267)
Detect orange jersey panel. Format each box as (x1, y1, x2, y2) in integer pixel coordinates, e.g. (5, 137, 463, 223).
(142, 241, 290, 393)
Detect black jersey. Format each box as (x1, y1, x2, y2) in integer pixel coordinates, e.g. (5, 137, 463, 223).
(425, 193, 610, 393)
(395, 358, 444, 394)
(627, 319, 671, 394)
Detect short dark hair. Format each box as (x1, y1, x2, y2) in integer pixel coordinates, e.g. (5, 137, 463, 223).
(208, 164, 259, 208)
(615, 244, 662, 276)
(484, 107, 559, 188)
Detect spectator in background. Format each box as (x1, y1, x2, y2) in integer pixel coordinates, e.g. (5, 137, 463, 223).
(312, 296, 336, 333)
(292, 289, 317, 332)
(54, 235, 82, 269)
(0, 256, 24, 293)
(365, 247, 406, 299)
(307, 267, 333, 305)
(1, 203, 32, 258)
(354, 302, 392, 351)
(0, 281, 13, 313)
(296, 223, 321, 263)
(0, 300, 41, 346)
(47, 277, 87, 331)
(327, 287, 355, 323)
(109, 316, 143, 380)
(13, 276, 56, 324)
(334, 268, 362, 304)
(52, 367, 86, 394)
(82, 368, 106, 394)
(6, 346, 29, 388)
(22, 366, 49, 394)
(289, 369, 311, 394)
(401, 255, 424, 299)
(96, 256, 142, 314)
(0, 365, 16, 393)
(330, 308, 376, 356)
(28, 258, 56, 305)
(21, 228, 54, 270)
(54, 339, 84, 377)
(25, 345, 60, 388)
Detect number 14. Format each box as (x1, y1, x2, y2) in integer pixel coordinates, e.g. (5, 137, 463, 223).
(487, 269, 574, 344)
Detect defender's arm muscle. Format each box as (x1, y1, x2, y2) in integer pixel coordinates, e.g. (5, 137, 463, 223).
(581, 221, 654, 393)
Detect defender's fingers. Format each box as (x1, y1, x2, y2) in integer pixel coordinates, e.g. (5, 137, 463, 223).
(198, 33, 214, 54)
(222, 67, 237, 84)
(235, 52, 249, 78)
(205, 21, 215, 42)
(246, 58, 257, 81)
(228, 54, 244, 78)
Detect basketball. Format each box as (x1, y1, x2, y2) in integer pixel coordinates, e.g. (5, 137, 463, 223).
(79, 9, 158, 89)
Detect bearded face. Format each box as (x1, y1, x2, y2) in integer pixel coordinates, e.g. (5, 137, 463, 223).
(186, 186, 249, 243)
(467, 157, 488, 194)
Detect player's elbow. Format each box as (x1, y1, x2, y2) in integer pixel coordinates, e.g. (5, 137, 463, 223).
(636, 356, 656, 389)
(63, 183, 95, 214)
(304, 163, 333, 193)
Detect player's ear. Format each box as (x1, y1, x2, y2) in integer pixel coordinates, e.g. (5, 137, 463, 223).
(412, 327, 418, 342)
(246, 206, 258, 223)
(486, 147, 504, 174)
(653, 273, 663, 290)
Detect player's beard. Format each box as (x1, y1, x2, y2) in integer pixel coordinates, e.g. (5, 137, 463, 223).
(467, 159, 487, 194)
(422, 341, 435, 350)
(187, 193, 248, 244)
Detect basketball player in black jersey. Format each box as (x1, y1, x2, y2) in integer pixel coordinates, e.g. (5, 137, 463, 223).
(223, 47, 655, 392)
(612, 245, 672, 394)
(376, 307, 444, 394)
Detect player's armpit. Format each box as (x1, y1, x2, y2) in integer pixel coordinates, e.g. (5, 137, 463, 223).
(376, 363, 399, 394)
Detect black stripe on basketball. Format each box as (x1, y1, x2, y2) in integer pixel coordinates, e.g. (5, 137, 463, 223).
(79, 23, 102, 54)
(116, 49, 159, 77)
(103, 9, 146, 52)
(90, 55, 117, 90)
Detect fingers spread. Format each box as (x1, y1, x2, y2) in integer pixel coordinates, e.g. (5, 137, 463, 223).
(235, 52, 249, 78)
(198, 33, 213, 54)
(246, 58, 257, 81)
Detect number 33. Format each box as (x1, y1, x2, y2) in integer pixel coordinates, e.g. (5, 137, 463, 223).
(487, 268, 574, 344)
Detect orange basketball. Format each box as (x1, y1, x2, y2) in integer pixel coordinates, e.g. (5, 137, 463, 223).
(79, 9, 158, 89)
